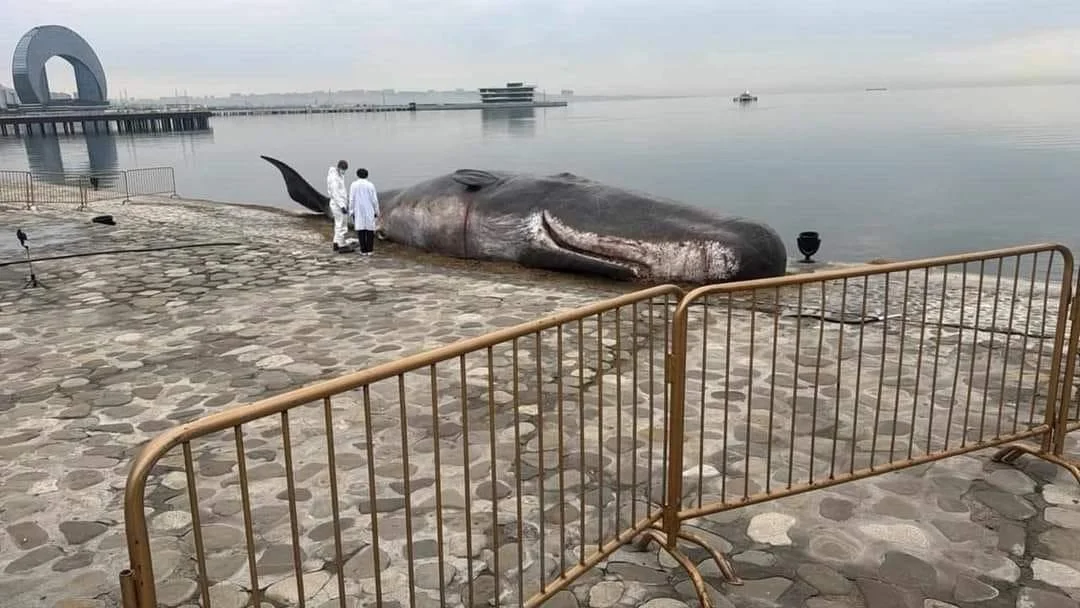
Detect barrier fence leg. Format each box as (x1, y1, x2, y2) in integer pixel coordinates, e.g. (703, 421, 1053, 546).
(122, 171, 131, 204)
(169, 168, 178, 198)
(119, 569, 138, 608)
(993, 251, 1080, 485)
(631, 298, 742, 608)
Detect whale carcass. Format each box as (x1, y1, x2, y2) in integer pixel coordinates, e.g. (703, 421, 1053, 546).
(261, 155, 788, 283)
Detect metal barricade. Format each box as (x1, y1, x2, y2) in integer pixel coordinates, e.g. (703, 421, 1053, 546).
(1, 166, 176, 207)
(0, 169, 31, 208)
(119, 285, 683, 608)
(123, 166, 177, 201)
(661, 243, 1076, 603)
(81, 170, 128, 204)
(28, 171, 90, 209)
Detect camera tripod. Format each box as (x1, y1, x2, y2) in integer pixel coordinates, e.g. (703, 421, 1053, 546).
(15, 229, 44, 289)
(21, 245, 43, 289)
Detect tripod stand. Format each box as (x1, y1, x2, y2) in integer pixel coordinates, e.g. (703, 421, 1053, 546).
(15, 229, 44, 289)
(22, 245, 43, 289)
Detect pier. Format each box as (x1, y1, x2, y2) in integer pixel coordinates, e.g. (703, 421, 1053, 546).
(0, 109, 212, 137)
(209, 100, 568, 117)
(0, 103, 570, 132)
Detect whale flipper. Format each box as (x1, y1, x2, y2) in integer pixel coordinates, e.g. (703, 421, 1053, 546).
(261, 155, 332, 217)
(452, 169, 500, 191)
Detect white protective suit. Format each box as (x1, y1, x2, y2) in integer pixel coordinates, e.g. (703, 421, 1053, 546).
(326, 166, 349, 247)
(348, 178, 380, 232)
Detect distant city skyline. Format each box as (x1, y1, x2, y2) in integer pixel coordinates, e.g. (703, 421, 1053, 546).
(2, 0, 1079, 99)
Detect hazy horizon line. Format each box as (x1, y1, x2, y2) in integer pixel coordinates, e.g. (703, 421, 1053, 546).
(107, 77, 1080, 101)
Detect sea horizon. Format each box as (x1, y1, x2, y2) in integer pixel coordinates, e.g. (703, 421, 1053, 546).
(4, 82, 1080, 264)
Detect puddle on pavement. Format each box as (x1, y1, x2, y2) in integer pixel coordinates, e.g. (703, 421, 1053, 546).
(0, 219, 106, 260)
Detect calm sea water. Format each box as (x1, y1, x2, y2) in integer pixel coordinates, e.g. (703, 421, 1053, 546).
(3, 84, 1080, 263)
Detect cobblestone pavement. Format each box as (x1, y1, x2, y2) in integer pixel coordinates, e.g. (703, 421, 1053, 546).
(1, 198, 1078, 608)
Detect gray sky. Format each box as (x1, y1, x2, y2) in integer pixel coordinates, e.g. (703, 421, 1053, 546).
(3, 0, 1080, 98)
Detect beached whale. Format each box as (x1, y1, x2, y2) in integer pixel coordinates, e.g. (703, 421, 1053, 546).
(261, 155, 788, 283)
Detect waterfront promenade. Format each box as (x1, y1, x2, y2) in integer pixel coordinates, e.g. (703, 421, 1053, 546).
(0, 195, 1078, 607)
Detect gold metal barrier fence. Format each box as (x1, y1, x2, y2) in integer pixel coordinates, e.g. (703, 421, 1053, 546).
(120, 285, 684, 608)
(662, 243, 1079, 606)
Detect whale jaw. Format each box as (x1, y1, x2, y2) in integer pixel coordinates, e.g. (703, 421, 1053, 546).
(528, 211, 740, 283)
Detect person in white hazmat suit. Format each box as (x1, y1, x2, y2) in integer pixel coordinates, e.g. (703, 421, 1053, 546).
(326, 160, 352, 252)
(349, 168, 380, 256)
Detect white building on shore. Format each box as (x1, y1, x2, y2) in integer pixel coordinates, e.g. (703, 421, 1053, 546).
(0, 84, 19, 108)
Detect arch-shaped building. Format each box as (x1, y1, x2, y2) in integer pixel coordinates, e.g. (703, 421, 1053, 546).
(12, 25, 108, 107)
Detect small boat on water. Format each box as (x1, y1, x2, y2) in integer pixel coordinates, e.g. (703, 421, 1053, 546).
(733, 90, 758, 103)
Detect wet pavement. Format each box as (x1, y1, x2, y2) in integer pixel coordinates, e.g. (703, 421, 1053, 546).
(0, 197, 1078, 608)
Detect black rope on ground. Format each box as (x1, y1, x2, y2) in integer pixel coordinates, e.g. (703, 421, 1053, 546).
(0, 242, 244, 268)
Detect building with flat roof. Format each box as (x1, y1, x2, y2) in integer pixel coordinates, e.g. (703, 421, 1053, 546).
(478, 82, 536, 104)
(0, 84, 18, 109)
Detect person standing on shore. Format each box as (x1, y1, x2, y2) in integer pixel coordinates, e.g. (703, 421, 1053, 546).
(327, 160, 350, 252)
(349, 168, 380, 256)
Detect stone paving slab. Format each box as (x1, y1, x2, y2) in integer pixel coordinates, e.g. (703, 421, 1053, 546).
(0, 198, 1078, 608)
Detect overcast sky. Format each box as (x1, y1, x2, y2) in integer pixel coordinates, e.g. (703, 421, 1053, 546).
(3, 0, 1080, 98)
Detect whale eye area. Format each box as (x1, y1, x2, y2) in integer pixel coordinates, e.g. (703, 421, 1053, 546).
(451, 169, 499, 190)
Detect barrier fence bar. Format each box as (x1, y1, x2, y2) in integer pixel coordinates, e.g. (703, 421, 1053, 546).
(119, 286, 684, 608)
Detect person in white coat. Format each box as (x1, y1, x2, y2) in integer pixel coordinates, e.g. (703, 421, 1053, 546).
(326, 160, 350, 252)
(349, 168, 380, 255)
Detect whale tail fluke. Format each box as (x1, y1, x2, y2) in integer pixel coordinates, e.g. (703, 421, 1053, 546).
(260, 155, 332, 216)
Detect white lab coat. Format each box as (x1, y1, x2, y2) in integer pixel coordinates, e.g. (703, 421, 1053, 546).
(349, 178, 380, 231)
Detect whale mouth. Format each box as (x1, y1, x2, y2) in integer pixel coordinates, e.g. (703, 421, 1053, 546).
(537, 210, 739, 283)
(539, 211, 649, 277)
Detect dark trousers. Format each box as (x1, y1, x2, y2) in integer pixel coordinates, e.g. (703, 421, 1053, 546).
(357, 230, 375, 253)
